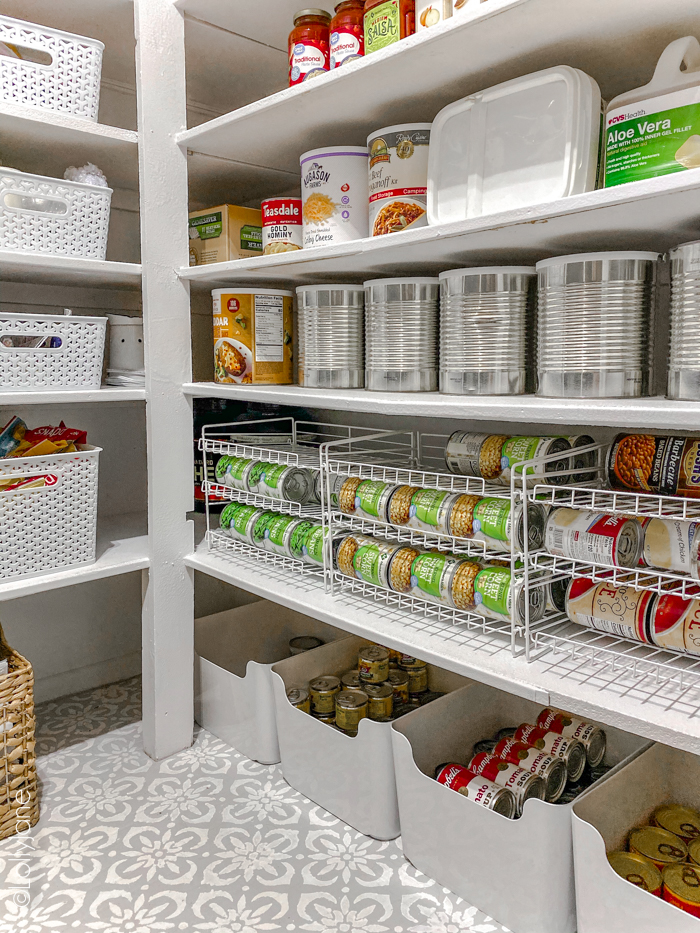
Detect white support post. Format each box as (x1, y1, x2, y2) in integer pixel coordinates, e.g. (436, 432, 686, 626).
(134, 0, 194, 759)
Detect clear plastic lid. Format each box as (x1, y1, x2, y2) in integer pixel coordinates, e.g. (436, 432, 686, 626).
(536, 252, 660, 270)
(439, 266, 536, 278)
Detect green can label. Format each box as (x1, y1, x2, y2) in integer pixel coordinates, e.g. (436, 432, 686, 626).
(605, 87, 700, 187)
(240, 224, 263, 252)
(290, 521, 314, 559)
(355, 480, 393, 520)
(220, 501, 242, 530)
(407, 488, 452, 533)
(228, 457, 253, 489)
(364, 0, 400, 54)
(303, 525, 326, 565)
(409, 552, 453, 604)
(229, 505, 262, 540)
(263, 514, 298, 555)
(215, 455, 231, 482)
(260, 463, 290, 498)
(472, 498, 512, 545)
(251, 511, 276, 546)
(353, 541, 394, 587)
(473, 566, 512, 620)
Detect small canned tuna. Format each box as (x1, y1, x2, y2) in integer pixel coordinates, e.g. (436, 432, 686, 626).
(655, 804, 700, 844)
(309, 676, 341, 716)
(287, 687, 311, 712)
(387, 669, 410, 703)
(492, 737, 568, 802)
(335, 690, 368, 735)
(629, 826, 688, 870)
(607, 851, 662, 895)
(259, 464, 315, 503)
(564, 577, 656, 644)
(650, 593, 700, 655)
(662, 863, 700, 916)
(643, 517, 700, 576)
(363, 683, 393, 719)
(468, 751, 546, 816)
(545, 508, 643, 567)
(358, 646, 390, 683)
(536, 708, 607, 767)
(513, 723, 587, 781)
(434, 763, 516, 818)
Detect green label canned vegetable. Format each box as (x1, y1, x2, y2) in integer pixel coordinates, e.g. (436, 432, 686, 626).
(263, 514, 298, 555)
(353, 541, 394, 587)
(354, 480, 393, 520)
(230, 505, 263, 541)
(472, 498, 512, 544)
(219, 501, 242, 530)
(473, 566, 512, 620)
(289, 520, 314, 560)
(409, 552, 455, 605)
(407, 488, 453, 533)
(251, 510, 276, 546)
(215, 455, 232, 482)
(303, 525, 326, 565)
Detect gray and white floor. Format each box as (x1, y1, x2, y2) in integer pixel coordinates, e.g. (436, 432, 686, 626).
(0, 677, 508, 932)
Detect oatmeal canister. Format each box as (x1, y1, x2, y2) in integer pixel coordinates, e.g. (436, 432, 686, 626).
(662, 863, 700, 917)
(261, 197, 303, 255)
(629, 826, 688, 870)
(367, 123, 431, 237)
(545, 508, 643, 568)
(536, 707, 607, 767)
(650, 592, 700, 655)
(512, 723, 587, 781)
(358, 645, 390, 683)
(608, 433, 700, 499)
(309, 675, 341, 715)
(213, 289, 293, 385)
(565, 577, 656, 644)
(643, 517, 700, 576)
(655, 804, 700, 844)
(492, 737, 568, 802)
(300, 146, 369, 247)
(467, 752, 546, 816)
(607, 851, 662, 895)
(434, 763, 516, 818)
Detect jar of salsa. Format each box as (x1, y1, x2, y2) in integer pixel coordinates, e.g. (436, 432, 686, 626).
(363, 0, 414, 55)
(330, 0, 364, 68)
(288, 9, 332, 87)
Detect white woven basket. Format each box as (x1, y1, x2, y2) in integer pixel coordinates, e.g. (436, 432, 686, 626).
(0, 446, 100, 580)
(0, 168, 112, 259)
(0, 15, 103, 121)
(0, 313, 107, 390)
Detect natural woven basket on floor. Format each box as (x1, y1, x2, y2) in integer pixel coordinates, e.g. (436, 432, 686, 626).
(0, 625, 39, 840)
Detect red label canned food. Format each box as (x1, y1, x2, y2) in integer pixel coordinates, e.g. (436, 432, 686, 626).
(261, 198, 303, 255)
(565, 578, 656, 643)
(607, 851, 662, 895)
(536, 707, 607, 767)
(650, 593, 700, 655)
(493, 737, 567, 802)
(545, 508, 643, 568)
(513, 723, 586, 781)
(434, 763, 515, 817)
(663, 863, 700, 916)
(468, 752, 545, 816)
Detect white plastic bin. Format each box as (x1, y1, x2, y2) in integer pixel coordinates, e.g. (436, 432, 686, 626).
(271, 635, 469, 840)
(0, 167, 112, 260)
(195, 601, 345, 765)
(573, 743, 700, 933)
(391, 682, 650, 933)
(0, 445, 100, 580)
(0, 312, 107, 390)
(0, 15, 103, 121)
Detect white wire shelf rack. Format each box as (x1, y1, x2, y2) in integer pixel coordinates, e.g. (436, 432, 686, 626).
(208, 529, 324, 578)
(205, 482, 323, 519)
(531, 552, 700, 598)
(531, 482, 700, 520)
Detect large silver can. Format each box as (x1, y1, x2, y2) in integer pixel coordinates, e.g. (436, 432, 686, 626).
(668, 240, 700, 400)
(296, 284, 365, 389)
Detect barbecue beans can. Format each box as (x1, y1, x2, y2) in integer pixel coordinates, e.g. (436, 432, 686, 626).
(335, 690, 368, 734)
(262, 515, 315, 560)
(445, 431, 508, 481)
(499, 436, 572, 487)
(536, 708, 607, 767)
(565, 577, 656, 644)
(513, 723, 587, 781)
(545, 508, 643, 568)
(287, 687, 311, 713)
(289, 636, 324, 655)
(259, 464, 315, 503)
(643, 517, 700, 576)
(493, 737, 568, 802)
(655, 804, 700, 844)
(629, 826, 688, 870)
(608, 433, 700, 499)
(261, 197, 303, 255)
(387, 669, 410, 703)
(434, 763, 516, 818)
(607, 851, 662, 895)
(650, 593, 700, 656)
(468, 752, 547, 816)
(309, 676, 341, 715)
(358, 646, 390, 683)
(663, 863, 700, 916)
(367, 124, 431, 238)
(363, 683, 393, 719)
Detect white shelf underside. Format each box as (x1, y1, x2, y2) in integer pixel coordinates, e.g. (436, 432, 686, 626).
(0, 252, 142, 288)
(0, 387, 146, 405)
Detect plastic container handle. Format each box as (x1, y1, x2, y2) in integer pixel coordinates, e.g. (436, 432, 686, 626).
(0, 469, 62, 495)
(1, 190, 70, 218)
(650, 35, 700, 87)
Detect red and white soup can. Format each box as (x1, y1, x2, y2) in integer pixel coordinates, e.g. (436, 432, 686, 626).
(261, 197, 303, 255)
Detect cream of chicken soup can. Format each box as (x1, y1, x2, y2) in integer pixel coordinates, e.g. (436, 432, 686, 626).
(300, 146, 369, 247)
(367, 123, 431, 237)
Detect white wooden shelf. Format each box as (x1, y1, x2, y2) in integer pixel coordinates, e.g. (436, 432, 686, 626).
(0, 252, 142, 288)
(0, 511, 149, 602)
(187, 543, 700, 754)
(0, 388, 146, 406)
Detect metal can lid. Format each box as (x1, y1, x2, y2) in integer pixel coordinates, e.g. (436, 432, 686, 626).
(287, 687, 309, 704)
(398, 655, 427, 671)
(341, 670, 362, 688)
(418, 691, 445, 705)
(688, 837, 700, 866)
(663, 863, 700, 904)
(387, 670, 410, 685)
(309, 675, 341, 693)
(654, 804, 700, 843)
(392, 701, 421, 718)
(608, 851, 662, 892)
(290, 636, 325, 653)
(495, 727, 517, 741)
(473, 738, 498, 755)
(294, 9, 332, 22)
(363, 683, 393, 698)
(336, 690, 368, 710)
(630, 827, 688, 865)
(359, 646, 390, 663)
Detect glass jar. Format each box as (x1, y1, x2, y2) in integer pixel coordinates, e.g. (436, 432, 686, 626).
(288, 9, 332, 87)
(330, 0, 365, 68)
(363, 0, 414, 55)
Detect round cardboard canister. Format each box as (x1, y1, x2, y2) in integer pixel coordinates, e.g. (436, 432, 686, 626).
(300, 146, 369, 247)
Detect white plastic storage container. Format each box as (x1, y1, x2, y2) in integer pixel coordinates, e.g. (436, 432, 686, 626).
(0, 15, 103, 121)
(428, 66, 601, 224)
(0, 312, 107, 390)
(271, 635, 469, 839)
(0, 167, 112, 260)
(391, 682, 650, 933)
(0, 445, 100, 580)
(572, 743, 700, 933)
(195, 601, 344, 765)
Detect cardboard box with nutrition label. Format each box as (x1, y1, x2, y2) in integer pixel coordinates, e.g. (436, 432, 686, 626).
(188, 205, 263, 265)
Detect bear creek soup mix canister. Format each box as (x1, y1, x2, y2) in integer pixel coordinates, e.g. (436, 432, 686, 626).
(212, 288, 293, 385)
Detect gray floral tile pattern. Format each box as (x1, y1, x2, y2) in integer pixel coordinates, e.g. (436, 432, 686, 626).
(0, 678, 509, 932)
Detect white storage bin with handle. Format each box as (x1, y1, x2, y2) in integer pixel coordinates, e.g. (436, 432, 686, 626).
(0, 312, 107, 390)
(0, 445, 100, 580)
(0, 167, 112, 259)
(0, 15, 103, 121)
(427, 66, 601, 224)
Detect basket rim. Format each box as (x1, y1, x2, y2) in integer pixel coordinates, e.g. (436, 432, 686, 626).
(0, 167, 113, 196)
(0, 312, 108, 326)
(0, 14, 105, 51)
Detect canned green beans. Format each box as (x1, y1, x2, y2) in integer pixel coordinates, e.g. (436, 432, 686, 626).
(260, 514, 315, 559)
(258, 464, 315, 503)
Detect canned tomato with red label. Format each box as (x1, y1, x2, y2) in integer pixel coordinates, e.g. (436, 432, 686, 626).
(261, 198, 303, 255)
(545, 508, 643, 568)
(467, 751, 545, 816)
(565, 577, 656, 643)
(536, 707, 607, 767)
(492, 737, 567, 802)
(513, 723, 586, 781)
(608, 433, 700, 499)
(434, 762, 516, 818)
(651, 593, 700, 655)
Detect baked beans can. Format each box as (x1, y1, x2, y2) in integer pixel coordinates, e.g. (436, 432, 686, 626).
(262, 515, 315, 560)
(387, 669, 410, 703)
(493, 737, 568, 802)
(499, 436, 572, 487)
(434, 763, 516, 818)
(341, 670, 363, 689)
(545, 508, 643, 568)
(564, 577, 656, 644)
(608, 433, 700, 499)
(300, 146, 369, 247)
(212, 288, 294, 385)
(536, 708, 607, 767)
(364, 683, 393, 719)
(607, 851, 662, 895)
(367, 123, 431, 238)
(358, 645, 390, 683)
(287, 687, 311, 713)
(261, 197, 303, 255)
(513, 723, 587, 781)
(650, 593, 700, 655)
(629, 826, 688, 870)
(309, 675, 341, 715)
(663, 863, 700, 916)
(335, 690, 368, 734)
(654, 804, 700, 844)
(468, 751, 546, 816)
(445, 431, 509, 482)
(258, 464, 315, 504)
(289, 636, 324, 655)
(643, 517, 700, 576)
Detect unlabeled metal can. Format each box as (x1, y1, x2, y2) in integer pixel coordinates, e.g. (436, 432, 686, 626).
(364, 683, 393, 719)
(607, 433, 700, 499)
(468, 751, 546, 816)
(493, 737, 568, 802)
(434, 763, 516, 818)
(643, 517, 700, 576)
(341, 670, 363, 689)
(629, 826, 688, 870)
(561, 434, 597, 484)
(607, 851, 662, 895)
(545, 508, 643, 568)
(650, 593, 700, 655)
(335, 690, 368, 734)
(287, 687, 311, 713)
(358, 646, 390, 683)
(663, 863, 700, 916)
(445, 431, 508, 481)
(258, 464, 315, 503)
(513, 723, 587, 781)
(473, 738, 498, 756)
(564, 577, 655, 644)
(289, 636, 324, 655)
(654, 804, 700, 844)
(387, 669, 410, 703)
(536, 708, 607, 767)
(309, 675, 341, 716)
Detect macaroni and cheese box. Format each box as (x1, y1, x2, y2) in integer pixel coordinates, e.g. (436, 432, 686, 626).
(188, 205, 263, 265)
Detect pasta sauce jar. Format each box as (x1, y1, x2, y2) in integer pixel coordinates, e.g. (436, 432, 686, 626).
(330, 0, 364, 67)
(288, 9, 331, 86)
(364, 0, 414, 55)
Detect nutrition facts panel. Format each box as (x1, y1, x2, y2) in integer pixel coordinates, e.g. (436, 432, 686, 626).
(254, 295, 284, 362)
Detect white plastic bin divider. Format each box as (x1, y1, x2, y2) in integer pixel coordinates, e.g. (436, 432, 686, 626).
(195, 601, 346, 765)
(271, 635, 469, 840)
(572, 744, 700, 933)
(391, 682, 651, 933)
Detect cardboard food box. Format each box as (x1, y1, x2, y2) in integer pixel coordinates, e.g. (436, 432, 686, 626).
(188, 204, 262, 264)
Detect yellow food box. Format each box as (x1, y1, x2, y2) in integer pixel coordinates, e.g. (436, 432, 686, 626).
(188, 204, 263, 265)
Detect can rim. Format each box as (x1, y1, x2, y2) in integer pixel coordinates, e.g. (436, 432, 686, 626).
(211, 287, 294, 297)
(300, 146, 368, 164)
(439, 266, 537, 278)
(296, 284, 365, 294)
(536, 251, 661, 269)
(364, 277, 440, 287)
(366, 123, 433, 144)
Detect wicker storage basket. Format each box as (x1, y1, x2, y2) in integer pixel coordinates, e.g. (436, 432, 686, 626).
(0, 624, 38, 840)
